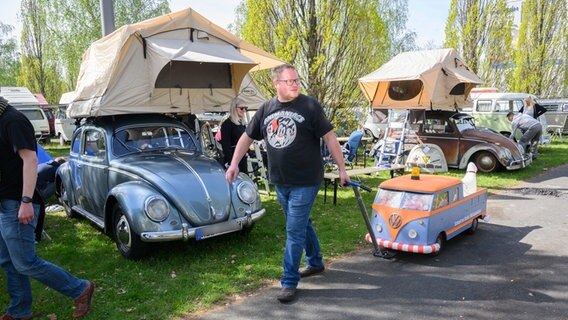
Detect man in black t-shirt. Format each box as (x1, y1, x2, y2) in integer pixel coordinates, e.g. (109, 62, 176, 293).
(225, 64, 349, 303)
(0, 96, 95, 319)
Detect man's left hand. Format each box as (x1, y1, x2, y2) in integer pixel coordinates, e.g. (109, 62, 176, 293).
(18, 203, 34, 224)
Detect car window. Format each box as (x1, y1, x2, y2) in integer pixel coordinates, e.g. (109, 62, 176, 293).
(424, 118, 452, 134)
(401, 192, 432, 211)
(375, 189, 403, 207)
(453, 117, 475, 132)
(20, 109, 45, 120)
(476, 100, 492, 112)
(495, 100, 511, 112)
(70, 130, 81, 154)
(83, 129, 106, 159)
(433, 191, 449, 209)
(113, 125, 198, 156)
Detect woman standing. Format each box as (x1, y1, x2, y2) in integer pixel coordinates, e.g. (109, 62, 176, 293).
(520, 96, 547, 119)
(220, 98, 249, 173)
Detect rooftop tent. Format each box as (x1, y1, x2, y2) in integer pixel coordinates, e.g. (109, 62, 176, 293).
(358, 48, 483, 110)
(68, 8, 284, 118)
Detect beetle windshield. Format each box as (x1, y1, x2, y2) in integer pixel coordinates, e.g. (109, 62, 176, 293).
(375, 189, 432, 211)
(452, 116, 476, 133)
(113, 125, 198, 156)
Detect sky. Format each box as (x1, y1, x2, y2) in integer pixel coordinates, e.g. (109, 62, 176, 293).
(0, 0, 449, 48)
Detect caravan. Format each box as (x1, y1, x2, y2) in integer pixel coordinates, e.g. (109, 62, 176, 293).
(0, 87, 51, 142)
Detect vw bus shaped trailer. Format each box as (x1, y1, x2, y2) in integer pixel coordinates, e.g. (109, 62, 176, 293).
(365, 174, 487, 254)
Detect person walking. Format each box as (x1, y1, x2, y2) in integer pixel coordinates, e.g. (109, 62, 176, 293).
(220, 98, 249, 173)
(506, 111, 542, 159)
(225, 64, 349, 303)
(0, 96, 95, 319)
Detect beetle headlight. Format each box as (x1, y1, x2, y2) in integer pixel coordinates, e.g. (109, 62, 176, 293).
(236, 181, 257, 204)
(408, 229, 417, 239)
(145, 195, 170, 222)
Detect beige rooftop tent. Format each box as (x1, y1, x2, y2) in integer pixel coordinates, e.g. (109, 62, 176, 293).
(358, 48, 482, 110)
(68, 8, 283, 118)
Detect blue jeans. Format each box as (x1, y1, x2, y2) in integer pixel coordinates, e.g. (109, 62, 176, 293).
(0, 199, 87, 318)
(275, 184, 324, 289)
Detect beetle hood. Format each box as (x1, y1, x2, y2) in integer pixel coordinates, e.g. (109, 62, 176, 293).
(461, 129, 524, 157)
(113, 151, 231, 226)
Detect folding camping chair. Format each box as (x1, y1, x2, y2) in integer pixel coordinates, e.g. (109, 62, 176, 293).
(341, 129, 364, 168)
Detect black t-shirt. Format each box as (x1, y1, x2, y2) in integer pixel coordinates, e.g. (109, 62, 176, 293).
(0, 105, 38, 201)
(220, 119, 247, 168)
(246, 94, 333, 186)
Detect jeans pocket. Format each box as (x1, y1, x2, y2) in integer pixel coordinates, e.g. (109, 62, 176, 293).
(0, 199, 20, 213)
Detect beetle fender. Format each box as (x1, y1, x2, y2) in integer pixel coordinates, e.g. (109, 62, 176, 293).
(105, 181, 184, 236)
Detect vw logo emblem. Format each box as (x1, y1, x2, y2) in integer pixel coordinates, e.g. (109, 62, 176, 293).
(389, 213, 402, 229)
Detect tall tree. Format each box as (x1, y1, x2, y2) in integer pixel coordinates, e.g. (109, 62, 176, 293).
(236, 0, 390, 129)
(17, 0, 170, 102)
(444, 0, 513, 90)
(377, 0, 416, 56)
(511, 0, 567, 98)
(0, 23, 20, 86)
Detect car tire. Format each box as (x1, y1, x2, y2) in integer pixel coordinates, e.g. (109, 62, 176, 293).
(113, 205, 148, 260)
(466, 217, 479, 234)
(474, 151, 500, 173)
(58, 183, 75, 218)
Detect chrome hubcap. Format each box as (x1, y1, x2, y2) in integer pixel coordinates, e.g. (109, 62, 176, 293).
(116, 215, 132, 249)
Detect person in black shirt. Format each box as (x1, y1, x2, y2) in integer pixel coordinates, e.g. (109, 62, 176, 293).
(220, 98, 249, 173)
(0, 96, 95, 319)
(225, 64, 349, 303)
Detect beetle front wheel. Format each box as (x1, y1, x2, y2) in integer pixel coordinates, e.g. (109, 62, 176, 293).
(113, 205, 148, 260)
(474, 151, 500, 173)
(58, 183, 75, 218)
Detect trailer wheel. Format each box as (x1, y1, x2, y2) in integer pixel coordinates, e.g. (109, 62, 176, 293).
(466, 218, 479, 234)
(431, 233, 444, 256)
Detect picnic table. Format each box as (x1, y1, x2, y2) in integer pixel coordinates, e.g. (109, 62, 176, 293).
(323, 164, 406, 205)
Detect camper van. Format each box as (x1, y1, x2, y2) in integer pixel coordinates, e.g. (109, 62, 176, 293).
(0, 87, 51, 142)
(539, 98, 568, 133)
(468, 92, 551, 145)
(55, 91, 78, 145)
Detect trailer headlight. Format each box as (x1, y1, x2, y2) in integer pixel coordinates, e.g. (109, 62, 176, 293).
(237, 181, 257, 204)
(408, 229, 417, 239)
(375, 223, 383, 233)
(145, 195, 170, 222)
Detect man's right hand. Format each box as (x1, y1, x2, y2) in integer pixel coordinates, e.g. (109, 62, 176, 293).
(225, 165, 239, 183)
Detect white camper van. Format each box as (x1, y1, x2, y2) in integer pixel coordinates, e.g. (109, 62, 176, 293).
(55, 91, 78, 145)
(0, 87, 50, 142)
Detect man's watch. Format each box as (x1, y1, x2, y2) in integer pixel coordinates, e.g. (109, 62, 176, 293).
(21, 196, 33, 204)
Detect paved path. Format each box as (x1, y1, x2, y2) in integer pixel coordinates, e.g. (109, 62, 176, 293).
(191, 165, 568, 320)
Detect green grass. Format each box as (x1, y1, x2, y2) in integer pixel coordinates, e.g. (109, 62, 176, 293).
(2, 140, 567, 319)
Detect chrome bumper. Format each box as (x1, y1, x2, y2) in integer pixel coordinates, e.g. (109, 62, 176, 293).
(505, 155, 532, 171)
(140, 208, 266, 242)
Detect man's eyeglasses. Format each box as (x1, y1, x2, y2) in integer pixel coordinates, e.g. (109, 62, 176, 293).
(237, 106, 248, 111)
(277, 79, 301, 86)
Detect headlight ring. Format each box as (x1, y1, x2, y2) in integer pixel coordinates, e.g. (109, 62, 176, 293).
(236, 181, 257, 204)
(145, 195, 170, 222)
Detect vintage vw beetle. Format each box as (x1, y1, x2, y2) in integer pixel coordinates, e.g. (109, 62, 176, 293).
(414, 111, 532, 173)
(56, 114, 265, 259)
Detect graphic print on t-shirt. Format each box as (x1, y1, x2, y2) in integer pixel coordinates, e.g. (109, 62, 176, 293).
(264, 110, 305, 149)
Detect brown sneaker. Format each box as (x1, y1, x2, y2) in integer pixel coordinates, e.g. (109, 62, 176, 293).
(299, 265, 325, 278)
(0, 314, 32, 320)
(73, 281, 95, 318)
